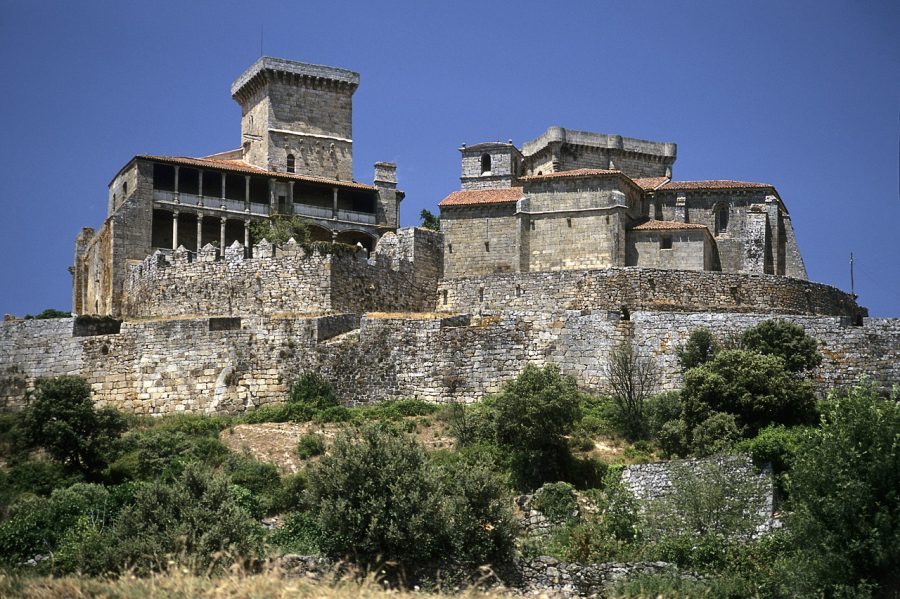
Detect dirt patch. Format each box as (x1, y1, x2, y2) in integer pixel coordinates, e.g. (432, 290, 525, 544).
(220, 417, 455, 474)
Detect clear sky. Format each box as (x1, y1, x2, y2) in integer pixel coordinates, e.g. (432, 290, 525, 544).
(0, 1, 897, 316)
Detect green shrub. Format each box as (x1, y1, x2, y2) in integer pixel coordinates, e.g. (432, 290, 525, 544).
(740, 319, 822, 374)
(269, 472, 308, 514)
(120, 427, 230, 481)
(0, 412, 28, 460)
(22, 376, 126, 476)
(270, 511, 322, 554)
(568, 428, 596, 452)
(676, 327, 719, 371)
(297, 433, 325, 459)
(25, 309, 71, 320)
(306, 423, 514, 570)
(784, 383, 900, 595)
(0, 483, 117, 567)
(0, 460, 82, 509)
(689, 412, 742, 457)
(225, 453, 282, 517)
(533, 482, 579, 524)
(681, 349, 817, 436)
(289, 372, 338, 411)
(249, 214, 310, 245)
(113, 464, 264, 573)
(643, 391, 682, 441)
(737, 424, 803, 474)
(656, 419, 688, 458)
(313, 405, 351, 423)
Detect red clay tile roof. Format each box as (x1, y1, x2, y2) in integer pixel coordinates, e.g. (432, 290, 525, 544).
(629, 219, 710, 231)
(632, 176, 671, 191)
(521, 168, 621, 180)
(136, 155, 376, 191)
(659, 180, 772, 191)
(438, 187, 524, 207)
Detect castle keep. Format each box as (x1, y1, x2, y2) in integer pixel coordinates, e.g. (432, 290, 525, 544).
(2, 57, 898, 414)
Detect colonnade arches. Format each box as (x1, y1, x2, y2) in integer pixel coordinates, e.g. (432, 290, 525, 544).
(336, 230, 377, 252)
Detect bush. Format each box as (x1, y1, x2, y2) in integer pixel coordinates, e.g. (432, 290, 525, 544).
(297, 433, 325, 459)
(224, 453, 282, 517)
(690, 412, 742, 457)
(289, 372, 339, 411)
(249, 214, 310, 245)
(738, 424, 803, 474)
(656, 419, 688, 458)
(25, 308, 71, 320)
(270, 511, 322, 554)
(113, 464, 264, 573)
(22, 376, 126, 476)
(119, 427, 230, 481)
(0, 460, 82, 509)
(784, 383, 900, 595)
(643, 391, 682, 441)
(0, 483, 117, 567)
(676, 327, 719, 371)
(306, 424, 514, 570)
(681, 349, 817, 436)
(740, 319, 822, 374)
(533, 482, 579, 524)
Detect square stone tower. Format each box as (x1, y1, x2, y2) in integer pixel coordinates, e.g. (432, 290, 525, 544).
(459, 141, 524, 190)
(231, 57, 359, 180)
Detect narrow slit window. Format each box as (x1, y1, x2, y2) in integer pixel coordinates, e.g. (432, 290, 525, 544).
(716, 204, 729, 234)
(478, 287, 484, 302)
(286, 154, 295, 173)
(448, 243, 453, 254)
(484, 241, 490, 252)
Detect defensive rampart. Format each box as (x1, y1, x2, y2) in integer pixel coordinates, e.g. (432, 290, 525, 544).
(437, 268, 864, 318)
(1, 310, 897, 414)
(124, 228, 442, 318)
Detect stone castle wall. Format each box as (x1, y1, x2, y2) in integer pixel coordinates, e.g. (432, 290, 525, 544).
(437, 268, 864, 318)
(2, 309, 896, 414)
(124, 228, 443, 318)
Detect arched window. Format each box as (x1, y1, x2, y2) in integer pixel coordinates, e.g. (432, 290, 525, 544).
(286, 154, 295, 173)
(715, 204, 729, 235)
(123, 181, 128, 195)
(480, 153, 491, 175)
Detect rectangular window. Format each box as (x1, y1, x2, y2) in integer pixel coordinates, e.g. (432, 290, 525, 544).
(660, 235, 672, 250)
(530, 220, 536, 231)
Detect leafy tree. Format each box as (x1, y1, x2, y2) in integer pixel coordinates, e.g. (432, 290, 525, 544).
(23, 376, 126, 476)
(681, 349, 817, 437)
(603, 341, 657, 440)
(419, 209, 441, 231)
(740, 319, 822, 374)
(785, 384, 900, 595)
(24, 309, 71, 320)
(676, 327, 719, 371)
(306, 423, 514, 569)
(491, 364, 581, 453)
(248, 214, 311, 245)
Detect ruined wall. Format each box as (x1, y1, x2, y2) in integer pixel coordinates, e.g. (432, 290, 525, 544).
(0, 311, 897, 413)
(436, 268, 864, 318)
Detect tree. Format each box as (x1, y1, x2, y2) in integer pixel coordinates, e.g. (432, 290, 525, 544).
(306, 423, 514, 569)
(248, 214, 310, 245)
(419, 209, 440, 231)
(785, 384, 900, 595)
(604, 340, 658, 440)
(23, 376, 126, 476)
(676, 327, 719, 371)
(740, 319, 822, 374)
(681, 349, 817, 437)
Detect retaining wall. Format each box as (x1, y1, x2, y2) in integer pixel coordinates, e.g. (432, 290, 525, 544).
(1, 311, 897, 413)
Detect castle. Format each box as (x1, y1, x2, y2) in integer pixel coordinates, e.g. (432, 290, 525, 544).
(1, 57, 897, 414)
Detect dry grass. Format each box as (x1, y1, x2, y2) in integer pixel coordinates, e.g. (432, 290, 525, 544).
(0, 570, 566, 599)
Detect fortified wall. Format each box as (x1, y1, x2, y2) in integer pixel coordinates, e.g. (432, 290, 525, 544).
(2, 308, 897, 414)
(437, 269, 863, 318)
(124, 228, 443, 318)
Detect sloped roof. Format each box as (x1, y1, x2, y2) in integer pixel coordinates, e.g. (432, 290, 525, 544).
(629, 219, 710, 231)
(438, 187, 524, 207)
(520, 168, 621, 180)
(134, 155, 376, 191)
(632, 176, 671, 191)
(659, 180, 772, 191)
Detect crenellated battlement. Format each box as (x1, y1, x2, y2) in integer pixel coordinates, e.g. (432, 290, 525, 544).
(124, 228, 444, 319)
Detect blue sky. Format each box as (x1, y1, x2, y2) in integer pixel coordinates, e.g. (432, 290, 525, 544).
(0, 1, 897, 316)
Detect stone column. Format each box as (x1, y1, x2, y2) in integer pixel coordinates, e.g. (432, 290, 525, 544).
(198, 171, 204, 207)
(174, 166, 180, 194)
(288, 181, 295, 215)
(244, 176, 251, 212)
(172, 210, 179, 250)
(220, 173, 227, 202)
(220, 218, 227, 253)
(268, 178, 276, 214)
(332, 187, 338, 219)
(244, 220, 251, 255)
(196, 214, 203, 252)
